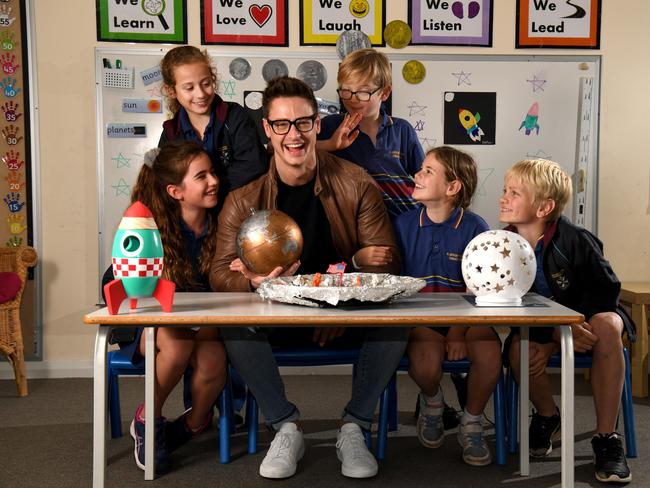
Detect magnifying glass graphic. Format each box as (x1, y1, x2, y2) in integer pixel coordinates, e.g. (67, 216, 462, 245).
(142, 0, 169, 30)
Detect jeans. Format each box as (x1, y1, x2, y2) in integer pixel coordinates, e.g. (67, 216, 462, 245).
(220, 326, 409, 431)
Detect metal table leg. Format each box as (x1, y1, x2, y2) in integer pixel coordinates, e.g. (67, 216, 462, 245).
(93, 326, 112, 488)
(560, 326, 574, 488)
(145, 327, 155, 480)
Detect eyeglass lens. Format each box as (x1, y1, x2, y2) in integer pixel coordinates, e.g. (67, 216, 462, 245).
(337, 88, 378, 101)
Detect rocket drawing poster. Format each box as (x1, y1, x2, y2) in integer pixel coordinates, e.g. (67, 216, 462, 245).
(443, 91, 496, 145)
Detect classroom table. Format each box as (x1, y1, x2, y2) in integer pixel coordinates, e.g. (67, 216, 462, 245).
(84, 292, 584, 488)
(620, 282, 650, 397)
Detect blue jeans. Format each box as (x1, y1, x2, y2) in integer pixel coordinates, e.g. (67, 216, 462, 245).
(220, 326, 408, 430)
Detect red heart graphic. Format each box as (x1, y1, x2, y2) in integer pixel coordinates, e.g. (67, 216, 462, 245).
(249, 4, 273, 28)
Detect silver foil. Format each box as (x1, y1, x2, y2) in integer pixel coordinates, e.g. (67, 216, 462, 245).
(257, 273, 426, 307)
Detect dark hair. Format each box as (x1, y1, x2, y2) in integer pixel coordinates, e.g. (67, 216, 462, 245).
(131, 141, 218, 289)
(160, 46, 217, 115)
(262, 76, 318, 119)
(426, 146, 478, 209)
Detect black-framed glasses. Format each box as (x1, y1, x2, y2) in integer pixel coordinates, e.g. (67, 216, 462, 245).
(266, 114, 318, 135)
(336, 87, 382, 102)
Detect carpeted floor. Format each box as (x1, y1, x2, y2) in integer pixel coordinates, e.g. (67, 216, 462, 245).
(0, 373, 647, 487)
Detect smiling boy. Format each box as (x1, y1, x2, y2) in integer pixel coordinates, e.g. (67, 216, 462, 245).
(501, 159, 632, 484)
(317, 48, 424, 219)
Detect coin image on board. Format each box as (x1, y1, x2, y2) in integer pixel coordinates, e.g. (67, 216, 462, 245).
(384, 20, 412, 49)
(296, 60, 327, 92)
(262, 59, 289, 83)
(336, 30, 371, 60)
(244, 91, 263, 111)
(229, 57, 252, 81)
(402, 60, 426, 84)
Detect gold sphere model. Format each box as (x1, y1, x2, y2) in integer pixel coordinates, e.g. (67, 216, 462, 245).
(235, 209, 303, 275)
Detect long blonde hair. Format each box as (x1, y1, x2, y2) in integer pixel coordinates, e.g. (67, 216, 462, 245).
(131, 141, 218, 289)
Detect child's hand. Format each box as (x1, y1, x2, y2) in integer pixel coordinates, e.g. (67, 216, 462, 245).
(352, 246, 393, 267)
(312, 327, 346, 347)
(529, 342, 557, 377)
(571, 322, 598, 353)
(323, 112, 362, 151)
(446, 328, 468, 361)
(229, 258, 300, 289)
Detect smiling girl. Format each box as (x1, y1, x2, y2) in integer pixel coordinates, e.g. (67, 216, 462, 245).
(103, 141, 226, 475)
(158, 46, 268, 202)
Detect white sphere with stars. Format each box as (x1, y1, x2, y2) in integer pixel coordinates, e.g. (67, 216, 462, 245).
(462, 230, 536, 305)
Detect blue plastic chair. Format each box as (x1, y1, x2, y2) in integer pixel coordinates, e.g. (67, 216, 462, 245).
(506, 347, 637, 458)
(376, 357, 507, 464)
(244, 348, 373, 454)
(107, 347, 235, 464)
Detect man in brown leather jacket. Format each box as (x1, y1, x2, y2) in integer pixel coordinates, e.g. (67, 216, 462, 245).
(211, 77, 407, 480)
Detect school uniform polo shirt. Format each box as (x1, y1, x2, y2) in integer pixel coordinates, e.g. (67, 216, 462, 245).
(179, 218, 211, 292)
(179, 107, 217, 164)
(394, 206, 489, 292)
(318, 109, 424, 218)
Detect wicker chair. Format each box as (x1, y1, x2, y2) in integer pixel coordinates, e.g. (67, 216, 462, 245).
(0, 246, 37, 396)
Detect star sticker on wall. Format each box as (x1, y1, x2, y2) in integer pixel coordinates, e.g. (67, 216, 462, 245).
(452, 70, 472, 86)
(111, 152, 131, 169)
(526, 149, 552, 160)
(407, 101, 427, 117)
(222, 80, 236, 99)
(475, 167, 494, 196)
(146, 85, 162, 97)
(527, 75, 547, 92)
(112, 178, 130, 197)
(418, 136, 436, 148)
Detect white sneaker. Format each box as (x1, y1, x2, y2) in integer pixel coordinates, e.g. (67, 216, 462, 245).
(259, 422, 305, 479)
(336, 423, 378, 478)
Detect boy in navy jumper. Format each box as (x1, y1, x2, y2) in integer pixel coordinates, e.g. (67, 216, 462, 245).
(394, 146, 502, 466)
(501, 159, 631, 483)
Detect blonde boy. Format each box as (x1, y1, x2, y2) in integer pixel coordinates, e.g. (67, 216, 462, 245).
(501, 159, 632, 484)
(317, 48, 424, 218)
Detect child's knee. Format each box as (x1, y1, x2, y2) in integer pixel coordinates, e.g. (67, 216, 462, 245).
(590, 312, 624, 343)
(469, 340, 502, 370)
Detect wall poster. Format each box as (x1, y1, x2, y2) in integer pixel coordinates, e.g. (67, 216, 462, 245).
(300, 0, 385, 46)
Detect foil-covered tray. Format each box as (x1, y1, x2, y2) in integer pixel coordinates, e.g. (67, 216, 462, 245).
(257, 273, 426, 307)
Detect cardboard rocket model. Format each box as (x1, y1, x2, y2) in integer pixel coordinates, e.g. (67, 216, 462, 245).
(103, 201, 175, 315)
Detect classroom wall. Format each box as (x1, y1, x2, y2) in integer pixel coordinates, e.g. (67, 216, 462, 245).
(22, 0, 650, 369)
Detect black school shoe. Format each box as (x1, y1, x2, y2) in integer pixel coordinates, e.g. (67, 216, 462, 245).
(529, 408, 561, 457)
(592, 433, 632, 483)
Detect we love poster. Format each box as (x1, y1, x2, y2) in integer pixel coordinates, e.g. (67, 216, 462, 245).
(202, 0, 288, 46)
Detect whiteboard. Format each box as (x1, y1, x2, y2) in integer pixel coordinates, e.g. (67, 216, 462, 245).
(96, 48, 600, 289)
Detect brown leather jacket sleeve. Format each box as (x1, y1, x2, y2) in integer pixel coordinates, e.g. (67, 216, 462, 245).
(209, 191, 253, 292)
(354, 175, 401, 275)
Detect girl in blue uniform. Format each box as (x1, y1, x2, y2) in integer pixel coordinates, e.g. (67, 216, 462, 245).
(103, 141, 226, 475)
